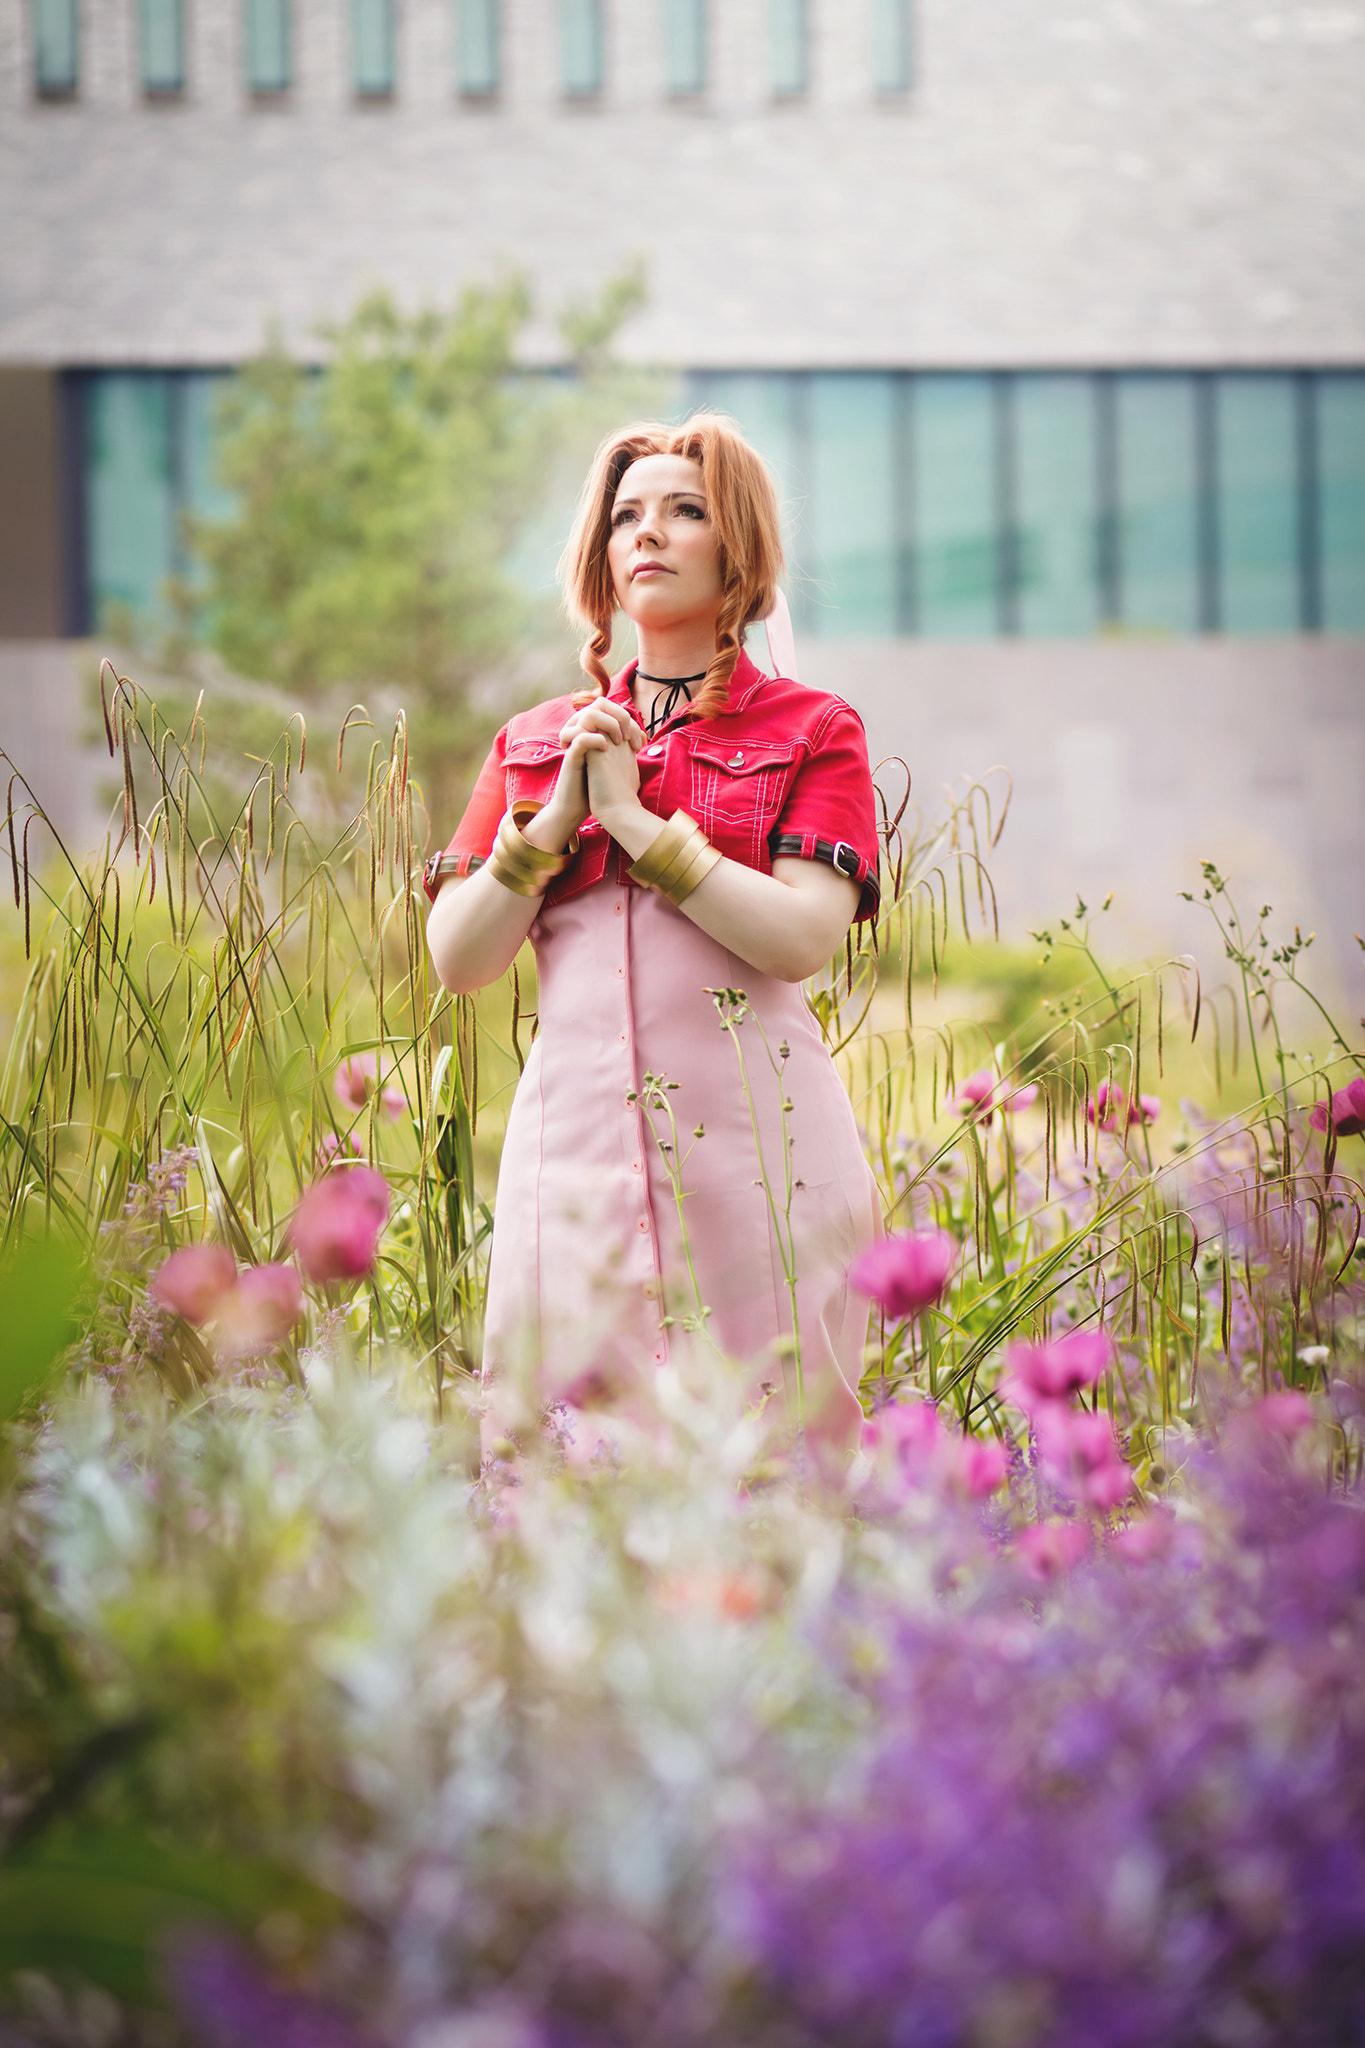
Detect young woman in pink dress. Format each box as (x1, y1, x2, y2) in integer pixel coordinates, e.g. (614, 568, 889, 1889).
(425, 415, 881, 1467)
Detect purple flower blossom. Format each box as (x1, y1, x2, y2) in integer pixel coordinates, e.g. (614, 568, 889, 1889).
(287, 1169, 390, 1285)
(150, 1243, 237, 1326)
(1004, 1328, 1113, 1405)
(1088, 1080, 1162, 1133)
(850, 1230, 957, 1318)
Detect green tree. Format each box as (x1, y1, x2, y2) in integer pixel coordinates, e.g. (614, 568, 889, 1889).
(190, 271, 651, 806)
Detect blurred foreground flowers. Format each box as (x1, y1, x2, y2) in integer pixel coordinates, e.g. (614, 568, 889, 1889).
(2, 1347, 1363, 2048)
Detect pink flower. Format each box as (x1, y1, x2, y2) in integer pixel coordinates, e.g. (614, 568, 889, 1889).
(150, 1244, 237, 1326)
(863, 1398, 943, 1464)
(1309, 1076, 1365, 1139)
(953, 1436, 1010, 1500)
(1087, 1080, 1161, 1133)
(287, 1168, 390, 1284)
(954, 1072, 1040, 1125)
(850, 1230, 957, 1319)
(334, 1055, 407, 1121)
(318, 1131, 364, 1169)
(1256, 1390, 1315, 1437)
(1003, 1329, 1113, 1406)
(1017, 1520, 1089, 1581)
(1113, 1508, 1175, 1564)
(1034, 1405, 1134, 1509)
(216, 1263, 304, 1356)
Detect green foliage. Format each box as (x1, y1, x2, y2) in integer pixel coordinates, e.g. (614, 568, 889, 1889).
(188, 272, 654, 803)
(0, 1239, 82, 1422)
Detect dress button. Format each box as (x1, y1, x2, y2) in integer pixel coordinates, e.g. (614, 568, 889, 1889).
(631, 1160, 642, 1173)
(614, 902, 623, 915)
(637, 1218, 649, 1232)
(645, 745, 662, 758)
(619, 1033, 628, 1046)
(616, 965, 624, 978)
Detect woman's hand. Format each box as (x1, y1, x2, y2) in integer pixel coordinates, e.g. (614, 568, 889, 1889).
(529, 723, 607, 852)
(558, 699, 644, 838)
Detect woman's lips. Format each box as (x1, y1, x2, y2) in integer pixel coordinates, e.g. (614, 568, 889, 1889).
(631, 562, 673, 579)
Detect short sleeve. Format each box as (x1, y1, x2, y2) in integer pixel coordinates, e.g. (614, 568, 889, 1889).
(770, 702, 880, 920)
(423, 727, 508, 904)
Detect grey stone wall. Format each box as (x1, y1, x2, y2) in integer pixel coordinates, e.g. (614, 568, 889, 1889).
(2, 0, 1363, 369)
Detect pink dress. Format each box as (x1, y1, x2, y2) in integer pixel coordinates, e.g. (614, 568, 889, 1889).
(480, 880, 879, 1460)
(428, 651, 884, 1463)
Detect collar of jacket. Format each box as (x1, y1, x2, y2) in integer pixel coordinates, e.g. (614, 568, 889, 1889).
(607, 646, 769, 726)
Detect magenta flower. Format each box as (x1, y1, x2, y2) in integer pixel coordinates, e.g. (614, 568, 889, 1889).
(317, 1131, 364, 1169)
(1255, 1390, 1316, 1437)
(1003, 1328, 1113, 1406)
(288, 1167, 390, 1284)
(1113, 1507, 1175, 1564)
(1035, 1406, 1133, 1510)
(954, 1071, 1040, 1125)
(850, 1230, 957, 1319)
(1087, 1080, 1161, 1133)
(1309, 1076, 1365, 1139)
(150, 1244, 237, 1326)
(954, 1436, 1010, 1500)
(1016, 1520, 1089, 1580)
(334, 1054, 407, 1121)
(217, 1263, 305, 1356)
(863, 1398, 942, 1464)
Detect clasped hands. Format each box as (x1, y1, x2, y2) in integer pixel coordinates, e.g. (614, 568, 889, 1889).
(534, 699, 646, 852)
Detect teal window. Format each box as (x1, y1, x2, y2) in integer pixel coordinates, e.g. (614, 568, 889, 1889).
(912, 376, 999, 636)
(663, 0, 705, 95)
(770, 0, 807, 97)
(245, 0, 289, 92)
(807, 375, 897, 637)
(1319, 374, 1365, 633)
(33, 0, 78, 95)
(1013, 376, 1099, 637)
(561, 0, 602, 96)
(1114, 375, 1200, 633)
(458, 0, 498, 93)
(1215, 374, 1299, 634)
(83, 372, 229, 635)
(140, 0, 184, 93)
(352, 0, 394, 96)
(871, 0, 911, 94)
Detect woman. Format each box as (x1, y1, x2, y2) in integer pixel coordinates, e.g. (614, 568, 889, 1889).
(425, 415, 881, 1465)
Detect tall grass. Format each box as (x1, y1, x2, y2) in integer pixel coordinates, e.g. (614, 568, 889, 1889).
(1, 672, 1361, 1475)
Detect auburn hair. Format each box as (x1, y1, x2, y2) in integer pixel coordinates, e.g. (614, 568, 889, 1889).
(560, 413, 785, 722)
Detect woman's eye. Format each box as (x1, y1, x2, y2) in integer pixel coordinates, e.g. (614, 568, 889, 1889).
(677, 502, 706, 520)
(612, 509, 637, 528)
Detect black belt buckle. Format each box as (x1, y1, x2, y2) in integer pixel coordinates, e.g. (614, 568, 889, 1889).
(831, 840, 859, 881)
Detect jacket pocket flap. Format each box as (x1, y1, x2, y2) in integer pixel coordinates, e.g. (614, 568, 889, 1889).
(503, 737, 563, 767)
(688, 739, 799, 778)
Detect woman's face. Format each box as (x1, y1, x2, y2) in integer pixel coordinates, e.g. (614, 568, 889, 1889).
(606, 453, 724, 632)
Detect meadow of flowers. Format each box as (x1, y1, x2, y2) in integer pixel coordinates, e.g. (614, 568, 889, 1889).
(0, 672, 1361, 2046)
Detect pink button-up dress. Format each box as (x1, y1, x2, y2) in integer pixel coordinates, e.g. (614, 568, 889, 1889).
(481, 878, 879, 1460)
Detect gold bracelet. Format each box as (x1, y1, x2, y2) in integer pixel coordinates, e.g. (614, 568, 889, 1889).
(486, 809, 573, 899)
(629, 811, 722, 907)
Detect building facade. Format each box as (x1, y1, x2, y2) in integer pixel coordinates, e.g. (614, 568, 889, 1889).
(1, 0, 1363, 991)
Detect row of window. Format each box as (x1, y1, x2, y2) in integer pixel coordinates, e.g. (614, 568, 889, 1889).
(31, 0, 913, 102)
(68, 368, 1365, 643)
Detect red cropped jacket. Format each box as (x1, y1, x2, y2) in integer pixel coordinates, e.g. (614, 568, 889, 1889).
(425, 649, 881, 921)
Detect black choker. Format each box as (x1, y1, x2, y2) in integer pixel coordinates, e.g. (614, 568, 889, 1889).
(638, 667, 706, 738)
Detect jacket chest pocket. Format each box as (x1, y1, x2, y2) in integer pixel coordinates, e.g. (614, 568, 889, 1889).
(686, 740, 800, 841)
(503, 736, 563, 812)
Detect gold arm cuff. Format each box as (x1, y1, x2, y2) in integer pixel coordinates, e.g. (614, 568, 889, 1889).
(486, 810, 573, 899)
(628, 811, 721, 907)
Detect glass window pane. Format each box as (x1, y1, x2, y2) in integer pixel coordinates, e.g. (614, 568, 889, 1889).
(663, 0, 705, 94)
(913, 375, 998, 637)
(561, 0, 602, 95)
(689, 373, 808, 628)
(1015, 375, 1099, 637)
(246, 0, 290, 91)
(1319, 373, 1365, 633)
(86, 375, 175, 632)
(458, 0, 498, 93)
(1215, 374, 1299, 634)
(1115, 374, 1199, 633)
(871, 0, 910, 93)
(352, 0, 393, 94)
(34, 0, 78, 94)
(141, 0, 184, 92)
(770, 0, 807, 97)
(807, 374, 896, 638)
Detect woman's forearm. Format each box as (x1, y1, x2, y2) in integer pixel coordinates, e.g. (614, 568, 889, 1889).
(599, 803, 859, 983)
(425, 806, 577, 994)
